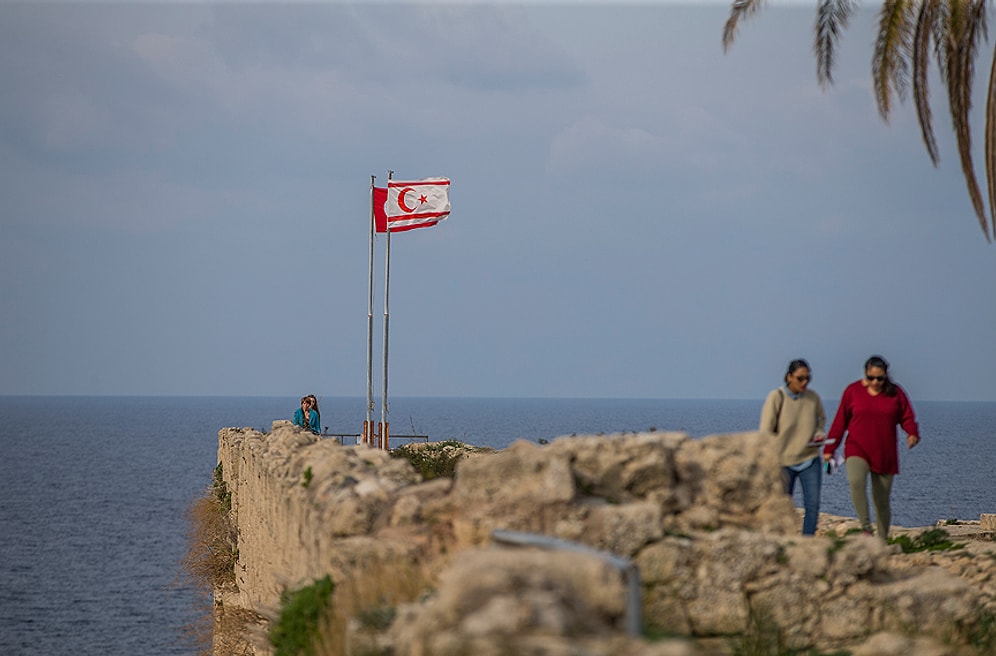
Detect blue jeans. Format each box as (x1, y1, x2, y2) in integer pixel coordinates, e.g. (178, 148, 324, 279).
(783, 457, 822, 535)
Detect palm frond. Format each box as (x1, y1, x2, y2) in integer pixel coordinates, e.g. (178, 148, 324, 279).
(723, 0, 768, 52)
(722, 0, 996, 242)
(984, 44, 996, 241)
(912, 0, 941, 165)
(930, 1, 951, 83)
(945, 0, 990, 238)
(814, 0, 859, 87)
(873, 0, 915, 122)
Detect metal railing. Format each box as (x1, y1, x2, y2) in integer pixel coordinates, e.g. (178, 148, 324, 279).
(318, 431, 429, 447)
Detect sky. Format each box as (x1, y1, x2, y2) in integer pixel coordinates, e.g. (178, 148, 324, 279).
(2, 1, 995, 402)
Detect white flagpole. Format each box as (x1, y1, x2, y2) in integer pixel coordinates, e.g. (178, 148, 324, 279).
(381, 170, 393, 449)
(365, 175, 376, 444)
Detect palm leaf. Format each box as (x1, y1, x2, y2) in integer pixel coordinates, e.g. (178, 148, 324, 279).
(912, 0, 941, 165)
(815, 0, 859, 87)
(724, 0, 995, 241)
(945, 0, 990, 239)
(930, 1, 951, 83)
(723, 0, 767, 52)
(984, 44, 996, 240)
(873, 0, 914, 122)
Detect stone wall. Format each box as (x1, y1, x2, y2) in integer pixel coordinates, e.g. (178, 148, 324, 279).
(216, 421, 995, 656)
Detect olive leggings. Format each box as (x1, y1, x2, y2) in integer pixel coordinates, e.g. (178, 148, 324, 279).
(845, 456, 893, 541)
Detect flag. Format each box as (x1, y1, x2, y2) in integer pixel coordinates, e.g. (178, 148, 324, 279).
(373, 186, 388, 233)
(381, 178, 450, 232)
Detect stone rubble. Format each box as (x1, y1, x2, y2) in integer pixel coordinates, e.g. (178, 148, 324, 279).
(214, 421, 996, 656)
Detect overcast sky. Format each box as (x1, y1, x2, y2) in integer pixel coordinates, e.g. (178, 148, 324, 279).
(2, 1, 995, 402)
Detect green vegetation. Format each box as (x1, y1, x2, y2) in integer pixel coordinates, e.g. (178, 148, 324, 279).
(576, 477, 597, 496)
(965, 609, 996, 654)
(888, 528, 965, 554)
(313, 563, 431, 656)
(822, 528, 863, 540)
(730, 607, 851, 656)
(391, 440, 487, 480)
(356, 604, 397, 632)
(302, 466, 313, 488)
(823, 526, 965, 556)
(824, 527, 865, 556)
(270, 575, 335, 656)
(641, 623, 682, 642)
(730, 607, 784, 656)
(213, 462, 231, 514)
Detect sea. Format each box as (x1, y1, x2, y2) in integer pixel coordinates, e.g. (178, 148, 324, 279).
(0, 395, 993, 655)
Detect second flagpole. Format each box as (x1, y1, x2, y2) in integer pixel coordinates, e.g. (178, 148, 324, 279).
(380, 170, 393, 449)
(365, 175, 376, 445)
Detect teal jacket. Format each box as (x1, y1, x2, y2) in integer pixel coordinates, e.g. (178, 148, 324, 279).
(293, 408, 320, 434)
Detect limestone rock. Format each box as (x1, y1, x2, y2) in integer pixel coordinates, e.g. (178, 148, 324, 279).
(212, 424, 996, 656)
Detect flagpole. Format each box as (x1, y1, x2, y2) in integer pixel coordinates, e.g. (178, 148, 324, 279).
(365, 175, 376, 446)
(381, 170, 393, 450)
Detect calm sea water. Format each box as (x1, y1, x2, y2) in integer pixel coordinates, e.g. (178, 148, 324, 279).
(0, 396, 993, 655)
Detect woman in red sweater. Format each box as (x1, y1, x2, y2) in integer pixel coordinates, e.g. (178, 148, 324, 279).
(823, 355, 921, 540)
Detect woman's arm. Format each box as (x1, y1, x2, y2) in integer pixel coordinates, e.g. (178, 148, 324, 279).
(896, 386, 921, 447)
(824, 385, 852, 459)
(815, 394, 827, 439)
(759, 389, 781, 434)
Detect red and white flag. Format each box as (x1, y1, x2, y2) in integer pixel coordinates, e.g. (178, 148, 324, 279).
(374, 178, 450, 233)
(373, 185, 389, 233)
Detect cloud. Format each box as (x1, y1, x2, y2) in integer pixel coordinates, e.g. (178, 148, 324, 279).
(545, 115, 672, 181)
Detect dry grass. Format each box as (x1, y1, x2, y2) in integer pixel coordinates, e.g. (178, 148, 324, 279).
(182, 492, 238, 589)
(177, 468, 240, 655)
(314, 562, 433, 656)
(214, 605, 266, 656)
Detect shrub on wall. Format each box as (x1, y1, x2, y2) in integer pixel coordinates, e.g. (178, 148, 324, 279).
(179, 463, 239, 654)
(270, 575, 335, 656)
(391, 440, 492, 480)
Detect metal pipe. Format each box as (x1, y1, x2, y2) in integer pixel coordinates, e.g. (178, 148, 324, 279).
(366, 175, 376, 434)
(381, 170, 393, 438)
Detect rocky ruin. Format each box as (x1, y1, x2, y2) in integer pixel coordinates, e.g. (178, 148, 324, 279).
(212, 420, 996, 655)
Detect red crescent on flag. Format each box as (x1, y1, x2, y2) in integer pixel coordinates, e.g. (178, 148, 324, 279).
(397, 187, 417, 213)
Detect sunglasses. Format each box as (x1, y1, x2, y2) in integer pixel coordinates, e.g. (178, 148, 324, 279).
(793, 375, 811, 382)
(866, 375, 886, 382)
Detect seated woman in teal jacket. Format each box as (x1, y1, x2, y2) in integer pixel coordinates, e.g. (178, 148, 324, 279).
(293, 395, 320, 434)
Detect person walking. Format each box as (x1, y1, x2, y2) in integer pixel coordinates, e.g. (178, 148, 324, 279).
(823, 355, 921, 541)
(759, 358, 828, 536)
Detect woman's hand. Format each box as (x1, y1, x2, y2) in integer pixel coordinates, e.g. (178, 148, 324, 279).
(907, 434, 920, 449)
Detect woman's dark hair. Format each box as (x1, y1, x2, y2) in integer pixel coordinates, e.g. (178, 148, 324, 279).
(308, 394, 321, 423)
(784, 358, 810, 383)
(864, 355, 897, 397)
(785, 358, 810, 376)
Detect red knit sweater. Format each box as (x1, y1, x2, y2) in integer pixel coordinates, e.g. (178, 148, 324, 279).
(824, 380, 920, 475)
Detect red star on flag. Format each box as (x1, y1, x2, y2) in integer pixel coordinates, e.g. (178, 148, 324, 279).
(375, 177, 451, 232)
